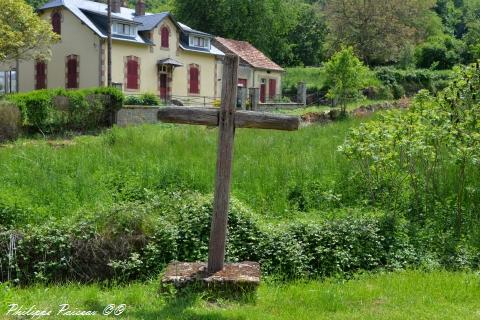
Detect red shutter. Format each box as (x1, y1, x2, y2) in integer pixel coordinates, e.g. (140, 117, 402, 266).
(189, 66, 199, 94)
(52, 12, 61, 35)
(127, 59, 139, 89)
(67, 57, 78, 89)
(161, 27, 169, 48)
(238, 78, 247, 88)
(269, 79, 277, 100)
(35, 61, 46, 90)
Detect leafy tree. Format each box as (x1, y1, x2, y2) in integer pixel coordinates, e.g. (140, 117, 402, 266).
(173, 0, 300, 66)
(324, 0, 437, 65)
(286, 3, 326, 66)
(415, 34, 466, 69)
(324, 47, 376, 114)
(0, 0, 59, 63)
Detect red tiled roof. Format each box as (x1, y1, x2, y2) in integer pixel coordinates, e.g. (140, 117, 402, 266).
(215, 37, 284, 72)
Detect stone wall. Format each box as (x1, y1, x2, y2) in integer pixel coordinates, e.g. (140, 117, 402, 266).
(116, 105, 161, 126)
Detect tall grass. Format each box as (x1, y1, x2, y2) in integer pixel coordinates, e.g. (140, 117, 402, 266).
(0, 119, 363, 223)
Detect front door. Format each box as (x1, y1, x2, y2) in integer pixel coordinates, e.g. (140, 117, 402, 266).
(260, 80, 266, 103)
(160, 73, 168, 101)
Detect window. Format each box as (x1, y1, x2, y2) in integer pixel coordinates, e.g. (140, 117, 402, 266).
(0, 70, 17, 94)
(126, 57, 139, 90)
(35, 61, 47, 90)
(238, 78, 247, 88)
(189, 64, 200, 94)
(66, 55, 79, 89)
(189, 36, 210, 49)
(112, 22, 136, 36)
(51, 12, 61, 35)
(161, 26, 169, 48)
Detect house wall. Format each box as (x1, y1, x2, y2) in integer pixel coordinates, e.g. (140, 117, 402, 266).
(215, 60, 283, 100)
(105, 16, 219, 99)
(17, 8, 101, 92)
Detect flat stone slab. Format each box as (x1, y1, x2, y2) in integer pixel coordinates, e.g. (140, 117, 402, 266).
(162, 261, 260, 290)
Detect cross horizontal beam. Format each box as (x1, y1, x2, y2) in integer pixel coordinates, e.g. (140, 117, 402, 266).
(158, 107, 300, 131)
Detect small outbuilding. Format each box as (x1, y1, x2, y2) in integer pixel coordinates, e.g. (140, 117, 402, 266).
(213, 37, 284, 103)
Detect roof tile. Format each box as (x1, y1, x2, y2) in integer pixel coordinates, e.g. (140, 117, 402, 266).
(214, 37, 283, 72)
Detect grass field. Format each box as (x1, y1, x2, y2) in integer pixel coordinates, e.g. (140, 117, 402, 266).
(0, 118, 367, 224)
(2, 271, 479, 319)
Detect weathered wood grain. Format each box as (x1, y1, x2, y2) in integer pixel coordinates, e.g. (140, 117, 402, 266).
(236, 111, 300, 131)
(158, 107, 300, 131)
(207, 54, 239, 274)
(158, 107, 218, 126)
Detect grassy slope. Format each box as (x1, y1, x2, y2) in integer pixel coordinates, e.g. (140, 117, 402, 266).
(0, 119, 364, 223)
(2, 271, 479, 319)
(283, 67, 325, 90)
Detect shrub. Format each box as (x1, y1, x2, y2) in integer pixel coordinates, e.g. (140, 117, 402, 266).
(414, 35, 466, 70)
(124, 95, 144, 105)
(140, 93, 160, 106)
(6, 87, 123, 134)
(124, 93, 161, 106)
(341, 62, 480, 244)
(375, 67, 453, 96)
(0, 101, 21, 142)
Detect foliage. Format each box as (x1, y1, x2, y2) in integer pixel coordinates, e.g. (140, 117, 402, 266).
(6, 87, 123, 133)
(374, 67, 454, 97)
(286, 2, 327, 67)
(415, 34, 466, 69)
(0, 0, 59, 63)
(174, 0, 302, 66)
(324, 0, 437, 65)
(125, 93, 161, 106)
(0, 101, 21, 142)
(0, 191, 418, 283)
(324, 47, 377, 113)
(340, 62, 480, 242)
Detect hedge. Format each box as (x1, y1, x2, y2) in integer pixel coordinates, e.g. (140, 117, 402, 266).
(6, 87, 124, 134)
(0, 191, 429, 284)
(374, 67, 454, 98)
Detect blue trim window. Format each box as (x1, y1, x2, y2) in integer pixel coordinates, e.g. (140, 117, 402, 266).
(189, 36, 210, 49)
(112, 22, 136, 36)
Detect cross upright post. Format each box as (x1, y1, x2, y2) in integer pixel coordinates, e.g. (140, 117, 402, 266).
(158, 54, 300, 276)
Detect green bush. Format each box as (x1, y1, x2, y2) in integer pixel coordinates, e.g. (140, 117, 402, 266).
(414, 35, 466, 70)
(1, 189, 444, 284)
(0, 101, 21, 142)
(124, 95, 143, 105)
(6, 87, 123, 134)
(124, 93, 161, 106)
(140, 93, 160, 106)
(375, 67, 453, 97)
(341, 63, 480, 246)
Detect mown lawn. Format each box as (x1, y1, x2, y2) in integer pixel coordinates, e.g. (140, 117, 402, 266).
(2, 271, 479, 319)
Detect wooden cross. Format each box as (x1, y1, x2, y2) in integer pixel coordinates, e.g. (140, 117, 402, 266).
(158, 54, 300, 274)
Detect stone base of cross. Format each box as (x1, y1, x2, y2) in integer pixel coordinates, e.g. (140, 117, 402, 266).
(159, 54, 299, 287)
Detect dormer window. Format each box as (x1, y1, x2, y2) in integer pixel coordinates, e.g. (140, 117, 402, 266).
(112, 22, 137, 37)
(189, 36, 210, 49)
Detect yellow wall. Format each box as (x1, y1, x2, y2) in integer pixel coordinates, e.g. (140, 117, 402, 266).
(18, 8, 101, 92)
(216, 61, 283, 99)
(106, 16, 219, 99)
